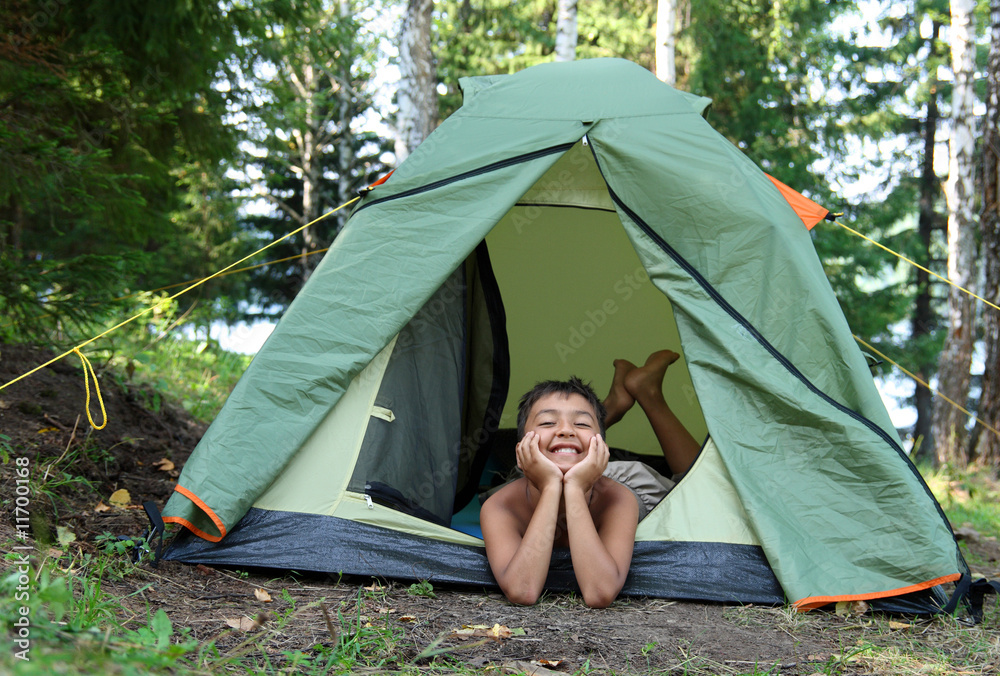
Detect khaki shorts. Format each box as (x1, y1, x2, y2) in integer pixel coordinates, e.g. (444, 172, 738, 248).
(603, 460, 678, 521)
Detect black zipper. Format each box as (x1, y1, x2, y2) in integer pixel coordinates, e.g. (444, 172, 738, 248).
(354, 142, 577, 215)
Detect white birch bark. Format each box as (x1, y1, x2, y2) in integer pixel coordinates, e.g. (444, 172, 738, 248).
(554, 0, 578, 62)
(656, 0, 677, 85)
(395, 0, 437, 163)
(933, 0, 978, 464)
(337, 0, 354, 233)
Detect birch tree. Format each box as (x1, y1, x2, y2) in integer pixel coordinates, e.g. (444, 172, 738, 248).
(554, 0, 579, 62)
(396, 0, 437, 162)
(933, 0, 978, 465)
(973, 0, 1000, 466)
(656, 0, 677, 84)
(243, 3, 388, 306)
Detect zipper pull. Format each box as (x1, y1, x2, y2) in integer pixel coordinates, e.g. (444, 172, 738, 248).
(364, 483, 374, 510)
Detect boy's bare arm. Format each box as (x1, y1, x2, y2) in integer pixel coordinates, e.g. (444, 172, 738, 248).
(480, 432, 564, 605)
(563, 436, 638, 608)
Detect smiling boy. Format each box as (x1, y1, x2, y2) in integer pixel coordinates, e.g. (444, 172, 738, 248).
(480, 350, 701, 608)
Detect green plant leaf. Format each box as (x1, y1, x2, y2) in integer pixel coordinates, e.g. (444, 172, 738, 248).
(150, 608, 173, 649)
(56, 526, 77, 547)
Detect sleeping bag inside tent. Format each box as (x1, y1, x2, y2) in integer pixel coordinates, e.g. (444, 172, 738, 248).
(162, 58, 968, 613)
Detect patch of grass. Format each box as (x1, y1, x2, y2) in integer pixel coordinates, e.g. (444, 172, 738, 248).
(54, 294, 254, 424)
(123, 335, 249, 423)
(923, 464, 1000, 538)
(1, 554, 466, 675)
(815, 603, 1000, 676)
(31, 445, 99, 522)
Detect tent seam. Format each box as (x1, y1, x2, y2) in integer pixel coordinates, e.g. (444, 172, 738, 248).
(354, 143, 575, 216)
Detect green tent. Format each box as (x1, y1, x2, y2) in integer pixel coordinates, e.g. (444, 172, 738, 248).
(163, 58, 967, 611)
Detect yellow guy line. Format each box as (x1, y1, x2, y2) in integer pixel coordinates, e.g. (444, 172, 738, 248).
(853, 334, 1000, 440)
(834, 221, 1000, 314)
(0, 198, 359, 402)
(73, 347, 107, 430)
(114, 249, 330, 300)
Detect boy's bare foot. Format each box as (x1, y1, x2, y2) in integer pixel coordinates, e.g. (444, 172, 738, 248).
(624, 350, 680, 404)
(603, 359, 637, 427)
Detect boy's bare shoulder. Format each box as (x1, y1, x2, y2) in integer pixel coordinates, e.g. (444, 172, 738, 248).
(592, 476, 639, 520)
(481, 478, 534, 536)
(484, 476, 525, 500)
(482, 477, 530, 513)
(594, 475, 633, 500)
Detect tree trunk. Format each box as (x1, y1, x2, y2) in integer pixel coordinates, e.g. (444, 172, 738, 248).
(974, 0, 1000, 466)
(337, 0, 355, 234)
(554, 0, 578, 62)
(297, 60, 323, 285)
(933, 0, 978, 465)
(395, 0, 437, 163)
(656, 0, 677, 85)
(910, 23, 943, 465)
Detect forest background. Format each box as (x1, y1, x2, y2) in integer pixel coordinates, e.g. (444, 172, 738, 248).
(2, 0, 999, 470)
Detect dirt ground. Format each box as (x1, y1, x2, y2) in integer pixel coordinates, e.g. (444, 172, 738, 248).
(2, 343, 1000, 675)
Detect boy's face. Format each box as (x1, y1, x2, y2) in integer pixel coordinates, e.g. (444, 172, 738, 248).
(524, 392, 600, 472)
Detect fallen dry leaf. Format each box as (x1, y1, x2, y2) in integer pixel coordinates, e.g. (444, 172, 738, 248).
(225, 614, 269, 632)
(195, 564, 216, 575)
(376, 606, 396, 614)
(834, 600, 868, 617)
(94, 501, 111, 513)
(254, 588, 272, 603)
(490, 623, 512, 639)
(154, 458, 176, 472)
(37, 427, 59, 434)
(888, 620, 912, 630)
(450, 623, 519, 640)
(398, 615, 418, 623)
(363, 582, 384, 592)
(502, 661, 562, 676)
(109, 488, 131, 507)
(534, 659, 563, 667)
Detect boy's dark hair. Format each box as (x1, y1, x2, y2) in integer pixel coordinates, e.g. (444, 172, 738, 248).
(516, 376, 607, 438)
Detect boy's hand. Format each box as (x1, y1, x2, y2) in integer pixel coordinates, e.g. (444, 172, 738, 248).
(516, 431, 563, 491)
(563, 434, 609, 492)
